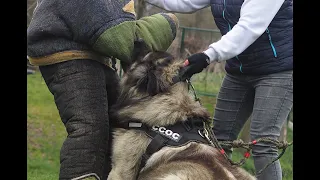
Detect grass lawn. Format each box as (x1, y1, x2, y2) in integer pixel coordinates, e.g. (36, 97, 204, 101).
(27, 71, 292, 180)
(27, 72, 66, 180)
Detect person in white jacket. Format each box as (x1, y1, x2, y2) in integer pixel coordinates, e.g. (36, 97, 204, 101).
(145, 0, 293, 180)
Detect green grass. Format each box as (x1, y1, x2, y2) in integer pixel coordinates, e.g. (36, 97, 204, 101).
(27, 73, 66, 180)
(27, 71, 293, 180)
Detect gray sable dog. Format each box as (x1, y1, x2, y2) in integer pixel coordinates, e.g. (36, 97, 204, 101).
(107, 46, 256, 180)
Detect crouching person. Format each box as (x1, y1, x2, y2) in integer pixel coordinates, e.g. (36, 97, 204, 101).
(27, 0, 179, 179)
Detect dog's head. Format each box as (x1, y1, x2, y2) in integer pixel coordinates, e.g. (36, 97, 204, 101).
(117, 39, 188, 104)
(111, 41, 210, 126)
(122, 51, 184, 95)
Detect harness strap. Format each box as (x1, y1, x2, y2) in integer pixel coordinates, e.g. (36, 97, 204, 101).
(140, 134, 169, 169)
(114, 117, 208, 177)
(182, 121, 192, 131)
(146, 134, 169, 156)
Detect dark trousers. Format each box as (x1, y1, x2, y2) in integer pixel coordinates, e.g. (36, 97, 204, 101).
(39, 59, 120, 180)
(213, 70, 293, 180)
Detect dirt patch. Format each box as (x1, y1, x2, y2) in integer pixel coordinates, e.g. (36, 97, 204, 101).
(27, 119, 43, 150)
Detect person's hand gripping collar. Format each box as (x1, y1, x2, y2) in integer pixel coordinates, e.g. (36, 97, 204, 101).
(183, 52, 210, 78)
(172, 52, 210, 83)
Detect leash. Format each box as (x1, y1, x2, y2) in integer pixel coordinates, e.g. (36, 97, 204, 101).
(185, 79, 293, 176)
(218, 137, 292, 175)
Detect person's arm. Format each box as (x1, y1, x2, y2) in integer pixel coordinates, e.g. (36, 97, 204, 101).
(145, 0, 210, 13)
(93, 12, 178, 62)
(57, 0, 178, 62)
(203, 0, 285, 62)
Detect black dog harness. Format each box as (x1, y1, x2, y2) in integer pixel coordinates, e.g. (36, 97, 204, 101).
(116, 117, 209, 170)
(113, 73, 210, 174)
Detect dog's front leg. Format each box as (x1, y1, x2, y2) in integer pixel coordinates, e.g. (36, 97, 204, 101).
(107, 130, 150, 180)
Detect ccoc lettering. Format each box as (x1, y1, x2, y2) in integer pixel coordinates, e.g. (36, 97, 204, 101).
(151, 126, 182, 142)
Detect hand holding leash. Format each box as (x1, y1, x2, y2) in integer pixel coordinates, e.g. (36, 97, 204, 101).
(172, 53, 210, 83)
(182, 53, 210, 80)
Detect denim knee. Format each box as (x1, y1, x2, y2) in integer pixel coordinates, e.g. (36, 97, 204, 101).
(251, 141, 279, 158)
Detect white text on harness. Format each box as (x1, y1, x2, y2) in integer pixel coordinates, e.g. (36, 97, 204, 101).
(151, 126, 182, 142)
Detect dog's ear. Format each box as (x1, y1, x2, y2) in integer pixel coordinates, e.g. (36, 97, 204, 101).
(121, 39, 150, 73)
(136, 68, 170, 96)
(132, 38, 151, 63)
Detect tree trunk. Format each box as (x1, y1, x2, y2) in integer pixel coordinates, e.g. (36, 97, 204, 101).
(135, 0, 146, 19)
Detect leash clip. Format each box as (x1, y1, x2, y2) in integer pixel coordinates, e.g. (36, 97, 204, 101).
(201, 128, 215, 147)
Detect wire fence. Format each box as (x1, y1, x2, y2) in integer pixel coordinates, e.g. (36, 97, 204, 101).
(178, 26, 221, 57)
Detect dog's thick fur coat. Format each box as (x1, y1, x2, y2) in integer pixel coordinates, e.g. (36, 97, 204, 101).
(107, 50, 256, 180)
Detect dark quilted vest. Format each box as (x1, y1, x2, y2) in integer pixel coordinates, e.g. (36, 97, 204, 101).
(210, 0, 293, 75)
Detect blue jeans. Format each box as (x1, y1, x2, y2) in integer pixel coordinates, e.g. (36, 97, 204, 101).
(39, 59, 120, 180)
(212, 70, 293, 180)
